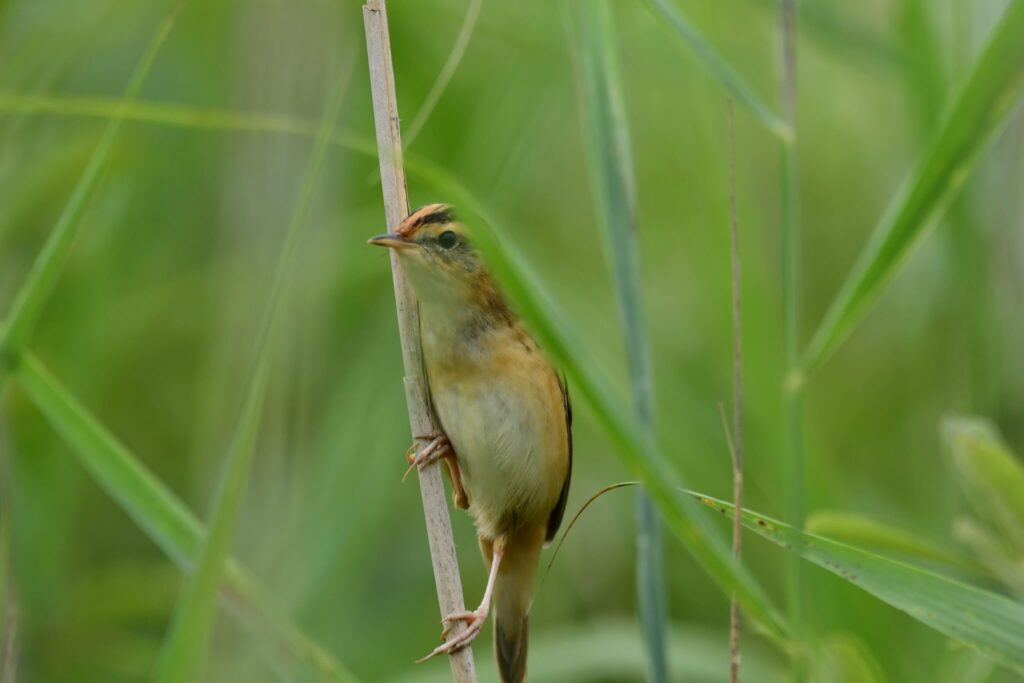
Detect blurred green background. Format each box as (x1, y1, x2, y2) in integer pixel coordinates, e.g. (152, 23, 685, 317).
(1, 0, 1022, 681)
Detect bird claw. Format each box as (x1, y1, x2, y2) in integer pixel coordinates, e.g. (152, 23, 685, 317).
(402, 433, 451, 481)
(416, 608, 487, 662)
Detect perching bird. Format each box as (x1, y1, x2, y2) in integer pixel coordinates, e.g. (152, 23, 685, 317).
(370, 204, 572, 683)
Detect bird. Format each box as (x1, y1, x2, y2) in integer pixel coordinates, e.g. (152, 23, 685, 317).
(369, 204, 572, 683)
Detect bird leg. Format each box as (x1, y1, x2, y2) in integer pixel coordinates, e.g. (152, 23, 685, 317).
(417, 544, 503, 661)
(403, 432, 451, 479)
(404, 432, 469, 509)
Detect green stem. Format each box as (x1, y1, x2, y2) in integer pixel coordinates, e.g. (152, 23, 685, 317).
(571, 2, 669, 679)
(778, 0, 807, 678)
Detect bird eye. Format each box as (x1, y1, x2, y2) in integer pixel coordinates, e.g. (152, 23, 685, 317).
(438, 230, 458, 250)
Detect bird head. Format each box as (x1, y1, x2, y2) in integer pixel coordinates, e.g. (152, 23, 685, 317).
(368, 204, 488, 308)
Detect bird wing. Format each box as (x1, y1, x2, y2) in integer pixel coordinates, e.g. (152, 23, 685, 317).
(545, 372, 573, 544)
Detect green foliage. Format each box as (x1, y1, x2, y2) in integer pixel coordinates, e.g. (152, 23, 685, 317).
(570, 2, 668, 680)
(944, 417, 1024, 598)
(802, 0, 1024, 376)
(1, 1, 1022, 681)
(696, 494, 1024, 673)
(0, 3, 181, 361)
(154, 78, 346, 683)
(641, 0, 790, 139)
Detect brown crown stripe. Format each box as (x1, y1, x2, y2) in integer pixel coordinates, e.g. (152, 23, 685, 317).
(397, 203, 453, 236)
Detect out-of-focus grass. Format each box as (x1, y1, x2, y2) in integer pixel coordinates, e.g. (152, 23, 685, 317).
(0, 0, 1022, 681)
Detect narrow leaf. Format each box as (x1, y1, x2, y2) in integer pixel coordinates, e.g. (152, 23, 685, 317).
(155, 79, 345, 683)
(806, 510, 987, 576)
(10, 352, 359, 683)
(571, 2, 668, 680)
(0, 92, 377, 158)
(802, 0, 1024, 376)
(0, 3, 183, 358)
(696, 494, 1024, 673)
(640, 0, 790, 139)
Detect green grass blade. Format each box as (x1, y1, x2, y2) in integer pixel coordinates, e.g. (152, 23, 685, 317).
(805, 511, 988, 576)
(695, 494, 1024, 673)
(11, 352, 359, 682)
(399, 159, 789, 641)
(777, 0, 808, 673)
(570, 2, 668, 680)
(640, 0, 791, 140)
(0, 3, 183, 360)
(154, 79, 346, 683)
(13, 353, 200, 566)
(402, 0, 482, 146)
(801, 0, 1024, 377)
(0, 92, 378, 158)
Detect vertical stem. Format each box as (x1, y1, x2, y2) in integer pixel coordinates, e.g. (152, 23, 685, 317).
(571, 3, 669, 679)
(778, 0, 806, 677)
(725, 99, 744, 683)
(361, 2, 477, 681)
(636, 493, 669, 683)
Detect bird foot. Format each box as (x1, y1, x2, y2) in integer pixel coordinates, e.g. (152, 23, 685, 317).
(416, 607, 487, 662)
(403, 432, 451, 481)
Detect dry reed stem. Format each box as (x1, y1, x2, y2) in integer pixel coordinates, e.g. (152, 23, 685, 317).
(362, 2, 477, 681)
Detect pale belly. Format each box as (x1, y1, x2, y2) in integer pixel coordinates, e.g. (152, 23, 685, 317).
(427, 347, 567, 541)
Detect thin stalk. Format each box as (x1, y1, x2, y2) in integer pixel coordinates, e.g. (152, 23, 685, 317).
(777, 0, 806, 677)
(725, 98, 744, 683)
(362, 2, 477, 681)
(571, 3, 668, 679)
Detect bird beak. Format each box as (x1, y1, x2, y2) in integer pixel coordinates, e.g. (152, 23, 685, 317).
(367, 232, 416, 250)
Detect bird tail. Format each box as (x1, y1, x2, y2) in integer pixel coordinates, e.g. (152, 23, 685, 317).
(494, 605, 529, 683)
(491, 528, 543, 683)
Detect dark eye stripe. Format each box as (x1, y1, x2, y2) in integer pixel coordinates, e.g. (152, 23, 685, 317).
(420, 209, 454, 226)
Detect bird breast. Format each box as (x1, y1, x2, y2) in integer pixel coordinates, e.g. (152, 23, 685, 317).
(421, 312, 568, 541)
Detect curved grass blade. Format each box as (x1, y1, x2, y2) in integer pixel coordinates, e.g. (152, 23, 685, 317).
(402, 0, 482, 146)
(0, 2, 184, 363)
(399, 159, 789, 642)
(694, 494, 1024, 673)
(640, 0, 790, 140)
(11, 352, 359, 683)
(806, 511, 988, 576)
(154, 78, 346, 683)
(801, 0, 1024, 377)
(0, 92, 377, 157)
(569, 2, 668, 679)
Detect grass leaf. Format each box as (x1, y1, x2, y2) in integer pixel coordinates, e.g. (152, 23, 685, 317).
(153, 77, 346, 682)
(10, 352, 360, 682)
(570, 2, 668, 680)
(695, 494, 1024, 673)
(801, 0, 1024, 376)
(0, 92, 377, 157)
(805, 510, 987, 576)
(640, 0, 790, 139)
(0, 3, 182, 361)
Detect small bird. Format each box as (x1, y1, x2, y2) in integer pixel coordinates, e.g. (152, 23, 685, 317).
(369, 204, 572, 682)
